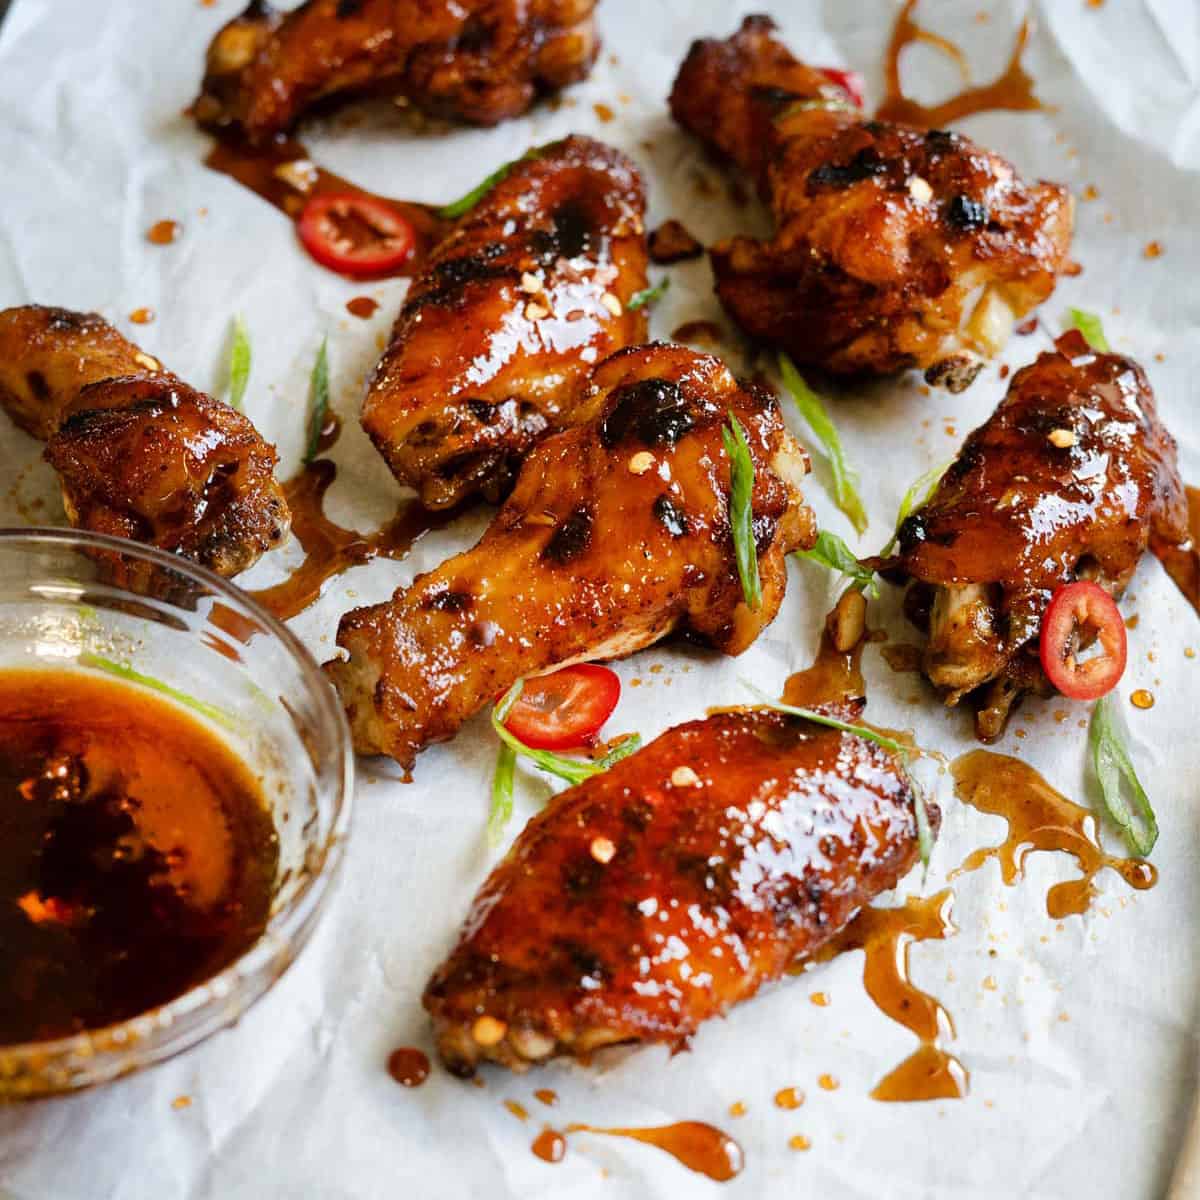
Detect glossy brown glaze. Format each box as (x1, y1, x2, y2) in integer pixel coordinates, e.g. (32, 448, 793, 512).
(669, 16, 1072, 386)
(877, 0, 1044, 127)
(815, 890, 967, 1101)
(0, 306, 289, 578)
(0, 669, 277, 1044)
(886, 333, 1187, 739)
(362, 136, 648, 509)
(951, 750, 1156, 919)
(192, 0, 599, 142)
(328, 345, 815, 767)
(387, 1046, 431, 1087)
(205, 134, 442, 279)
(422, 696, 929, 1074)
(1153, 484, 1200, 615)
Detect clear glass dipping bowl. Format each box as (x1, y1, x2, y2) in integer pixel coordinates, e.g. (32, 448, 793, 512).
(0, 528, 353, 1098)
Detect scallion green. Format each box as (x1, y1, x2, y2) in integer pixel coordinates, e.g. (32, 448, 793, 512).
(722, 411, 762, 611)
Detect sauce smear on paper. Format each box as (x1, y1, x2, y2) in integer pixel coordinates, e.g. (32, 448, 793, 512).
(564, 1122, 744, 1181)
(1153, 485, 1200, 615)
(877, 0, 1044, 127)
(950, 750, 1156, 918)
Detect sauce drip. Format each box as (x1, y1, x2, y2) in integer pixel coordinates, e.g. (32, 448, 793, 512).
(247, 418, 451, 621)
(880, 642, 923, 674)
(781, 593, 873, 708)
(564, 1122, 744, 1183)
(386, 1047, 430, 1087)
(129, 307, 156, 326)
(534, 1088, 558, 1107)
(815, 890, 967, 1102)
(531, 1128, 566, 1163)
(951, 750, 1156, 918)
(0, 669, 277, 1044)
(504, 1099, 529, 1121)
(346, 296, 380, 319)
(146, 219, 181, 245)
(204, 135, 442, 279)
(877, 0, 1044, 127)
(1152, 485, 1200, 616)
(774, 1086, 804, 1110)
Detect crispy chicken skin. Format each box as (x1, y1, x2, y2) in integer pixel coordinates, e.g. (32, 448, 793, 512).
(886, 331, 1186, 739)
(326, 344, 816, 767)
(193, 0, 599, 142)
(363, 136, 648, 510)
(0, 306, 289, 578)
(669, 16, 1073, 389)
(424, 703, 931, 1074)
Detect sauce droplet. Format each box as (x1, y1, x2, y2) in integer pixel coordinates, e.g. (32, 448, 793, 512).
(346, 296, 380, 319)
(774, 1087, 804, 1110)
(951, 750, 1157, 918)
(728, 1100, 747, 1118)
(817, 1074, 839, 1092)
(1130, 689, 1155, 710)
(129, 307, 156, 325)
(809, 991, 830, 1007)
(386, 1047, 430, 1088)
(788, 1134, 812, 1152)
(593, 102, 615, 123)
(1144, 240, 1164, 260)
(534, 1088, 558, 1108)
(531, 1128, 566, 1163)
(504, 1099, 529, 1122)
(146, 219, 181, 245)
(565, 1122, 744, 1183)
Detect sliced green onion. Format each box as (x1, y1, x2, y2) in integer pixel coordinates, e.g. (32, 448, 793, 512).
(1067, 308, 1111, 353)
(627, 277, 670, 311)
(911, 776, 935, 868)
(778, 353, 868, 535)
(722, 411, 762, 611)
(304, 337, 330, 465)
(228, 315, 252, 411)
(879, 458, 953, 557)
(78, 653, 237, 731)
(795, 529, 878, 597)
(594, 733, 643, 770)
(438, 147, 542, 220)
(488, 742, 517, 847)
(1089, 693, 1157, 855)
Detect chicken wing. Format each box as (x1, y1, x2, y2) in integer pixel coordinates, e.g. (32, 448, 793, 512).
(669, 16, 1073, 389)
(0, 306, 289, 578)
(362, 135, 648, 510)
(193, 0, 599, 142)
(325, 344, 816, 767)
(884, 331, 1186, 739)
(424, 703, 930, 1074)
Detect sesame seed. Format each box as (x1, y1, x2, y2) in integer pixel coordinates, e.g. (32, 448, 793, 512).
(524, 301, 550, 321)
(472, 1016, 508, 1046)
(601, 292, 622, 317)
(520, 271, 542, 294)
(1047, 428, 1076, 448)
(628, 451, 654, 474)
(590, 836, 616, 864)
(907, 175, 933, 203)
(670, 765, 701, 788)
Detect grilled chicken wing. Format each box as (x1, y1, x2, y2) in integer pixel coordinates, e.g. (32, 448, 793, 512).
(669, 16, 1073, 389)
(193, 0, 599, 142)
(363, 135, 648, 510)
(326, 344, 816, 767)
(0, 306, 289, 578)
(884, 331, 1186, 739)
(424, 702, 930, 1074)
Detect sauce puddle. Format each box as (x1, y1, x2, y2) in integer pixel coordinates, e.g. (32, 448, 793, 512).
(1153, 484, 1200, 616)
(814, 890, 967, 1101)
(876, 0, 1045, 127)
(950, 750, 1156, 918)
(386, 1047, 430, 1088)
(534, 1121, 743, 1182)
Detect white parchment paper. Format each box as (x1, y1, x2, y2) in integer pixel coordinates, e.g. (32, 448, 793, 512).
(1, 2, 1199, 1196)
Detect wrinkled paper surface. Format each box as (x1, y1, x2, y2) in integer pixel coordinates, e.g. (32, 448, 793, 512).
(1, 1, 1199, 1196)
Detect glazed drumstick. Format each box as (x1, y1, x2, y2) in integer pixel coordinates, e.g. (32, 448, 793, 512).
(424, 701, 931, 1074)
(0, 306, 289, 578)
(669, 16, 1073, 390)
(882, 331, 1186, 740)
(363, 136, 648, 510)
(326, 344, 816, 768)
(193, 0, 599, 142)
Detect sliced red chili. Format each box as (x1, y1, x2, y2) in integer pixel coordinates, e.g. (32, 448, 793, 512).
(817, 66, 866, 109)
(503, 664, 621, 750)
(1039, 580, 1127, 701)
(297, 192, 416, 278)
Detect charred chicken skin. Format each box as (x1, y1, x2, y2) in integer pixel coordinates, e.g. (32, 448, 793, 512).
(669, 16, 1073, 390)
(424, 701, 931, 1074)
(193, 0, 599, 142)
(363, 135, 648, 510)
(326, 344, 816, 768)
(885, 331, 1186, 740)
(0, 306, 289, 578)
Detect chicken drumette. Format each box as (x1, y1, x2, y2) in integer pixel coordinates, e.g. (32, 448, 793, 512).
(326, 343, 815, 768)
(424, 700, 931, 1074)
(0, 306, 289, 578)
(669, 15, 1073, 390)
(883, 331, 1186, 739)
(363, 135, 648, 510)
(193, 0, 599, 142)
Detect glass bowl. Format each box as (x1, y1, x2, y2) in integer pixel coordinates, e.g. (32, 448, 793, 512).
(0, 528, 353, 1098)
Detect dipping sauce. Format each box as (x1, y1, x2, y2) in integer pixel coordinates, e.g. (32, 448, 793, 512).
(0, 669, 277, 1044)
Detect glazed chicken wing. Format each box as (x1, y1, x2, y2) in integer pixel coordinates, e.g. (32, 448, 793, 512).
(193, 0, 598, 142)
(326, 344, 816, 768)
(669, 16, 1073, 389)
(885, 330, 1186, 739)
(363, 136, 648, 510)
(424, 702, 931, 1074)
(0, 306, 289, 578)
